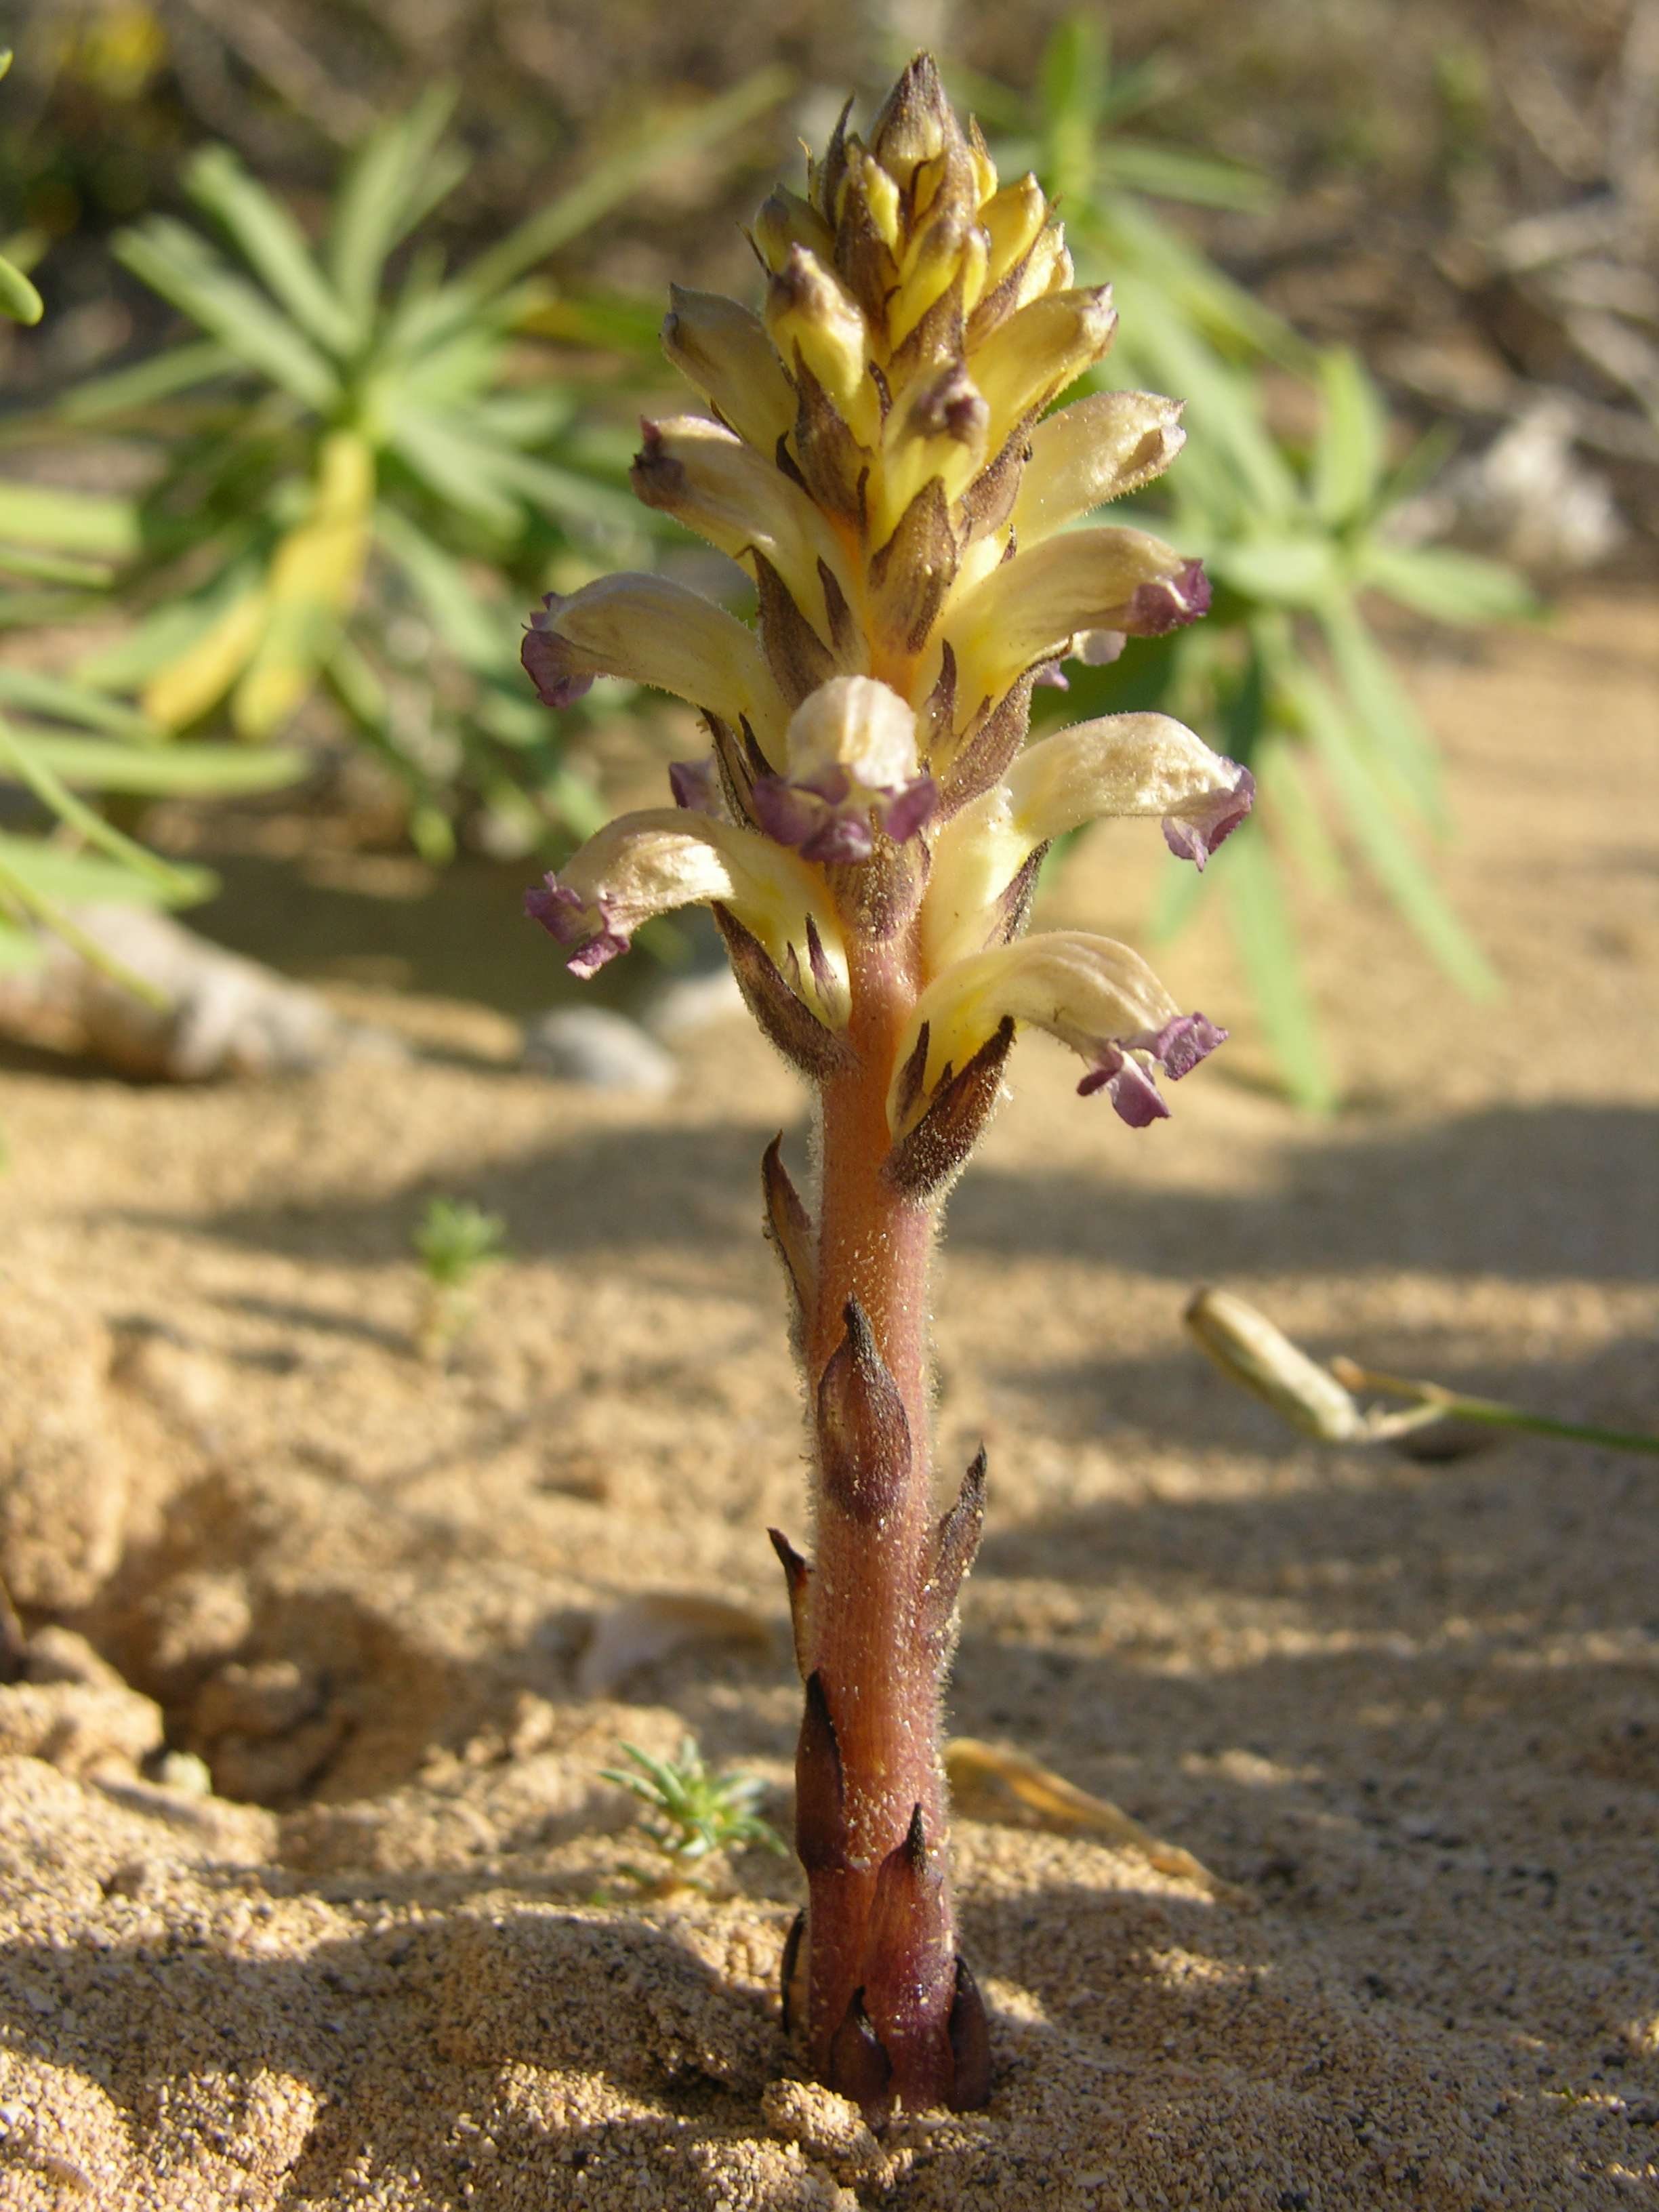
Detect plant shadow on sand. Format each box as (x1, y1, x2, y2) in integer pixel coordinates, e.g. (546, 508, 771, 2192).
(116, 1097, 1658, 1284)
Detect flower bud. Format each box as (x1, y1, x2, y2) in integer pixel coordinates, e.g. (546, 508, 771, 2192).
(764, 247, 881, 449)
(753, 186, 836, 274)
(869, 54, 956, 191)
(660, 286, 797, 455)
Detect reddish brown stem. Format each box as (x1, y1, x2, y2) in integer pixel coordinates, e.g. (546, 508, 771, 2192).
(782, 918, 989, 2116)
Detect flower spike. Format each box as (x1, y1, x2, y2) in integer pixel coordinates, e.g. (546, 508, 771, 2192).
(519, 52, 1232, 2120)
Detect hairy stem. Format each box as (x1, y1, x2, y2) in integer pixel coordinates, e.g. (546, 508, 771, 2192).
(783, 914, 989, 2116)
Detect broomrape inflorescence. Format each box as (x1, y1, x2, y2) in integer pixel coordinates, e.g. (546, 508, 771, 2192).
(523, 54, 1250, 2118)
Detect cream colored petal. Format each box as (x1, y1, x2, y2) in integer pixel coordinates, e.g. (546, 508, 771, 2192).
(968, 285, 1116, 449)
(1010, 392, 1186, 544)
(1005, 714, 1242, 840)
(785, 676, 919, 788)
(539, 808, 846, 1017)
(918, 782, 1028, 975)
(890, 928, 1183, 1127)
(939, 525, 1194, 720)
(525, 573, 788, 762)
(661, 287, 797, 455)
(630, 414, 858, 649)
(923, 710, 1245, 968)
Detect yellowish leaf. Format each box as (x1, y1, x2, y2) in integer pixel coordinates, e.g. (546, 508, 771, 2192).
(945, 1737, 1253, 1908)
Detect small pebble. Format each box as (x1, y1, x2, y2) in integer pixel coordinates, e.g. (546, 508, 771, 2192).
(521, 1008, 676, 1094)
(640, 967, 744, 1040)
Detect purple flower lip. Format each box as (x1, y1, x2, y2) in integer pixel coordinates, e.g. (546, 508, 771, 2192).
(525, 879, 627, 975)
(1124, 558, 1211, 637)
(668, 757, 723, 815)
(522, 595, 596, 710)
(753, 768, 937, 865)
(1135, 1012, 1227, 1079)
(1162, 763, 1255, 869)
(1076, 1010, 1228, 1125)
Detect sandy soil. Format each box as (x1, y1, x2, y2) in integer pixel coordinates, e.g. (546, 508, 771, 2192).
(0, 592, 1656, 2209)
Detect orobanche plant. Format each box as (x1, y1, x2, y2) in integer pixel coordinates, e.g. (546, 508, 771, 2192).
(523, 57, 1249, 2115)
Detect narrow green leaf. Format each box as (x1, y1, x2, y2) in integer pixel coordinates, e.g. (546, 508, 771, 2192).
(323, 632, 389, 731)
(78, 574, 262, 689)
(0, 734, 306, 795)
(1254, 735, 1347, 895)
(935, 58, 1031, 134)
(508, 453, 643, 535)
(1105, 274, 1302, 520)
(1037, 16, 1106, 201)
(0, 831, 205, 910)
(1316, 596, 1444, 825)
(1080, 196, 1312, 372)
(372, 504, 511, 671)
(0, 718, 211, 901)
(460, 65, 793, 302)
(0, 844, 184, 1004)
(1218, 827, 1338, 1112)
(0, 665, 159, 739)
(1311, 348, 1388, 527)
(1208, 535, 1339, 606)
(113, 221, 340, 411)
(327, 87, 464, 332)
(385, 405, 525, 535)
(0, 911, 43, 973)
(0, 254, 43, 325)
(54, 340, 239, 423)
(0, 544, 116, 587)
(468, 388, 577, 444)
(184, 145, 356, 356)
(1289, 665, 1498, 996)
(0, 481, 139, 558)
(1147, 846, 1215, 942)
(1354, 540, 1543, 626)
(1094, 139, 1277, 213)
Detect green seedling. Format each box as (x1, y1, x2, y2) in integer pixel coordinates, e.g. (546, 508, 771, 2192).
(600, 1737, 785, 1894)
(412, 1195, 506, 1358)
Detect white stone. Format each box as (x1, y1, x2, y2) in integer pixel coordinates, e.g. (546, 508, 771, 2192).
(520, 1006, 676, 1094)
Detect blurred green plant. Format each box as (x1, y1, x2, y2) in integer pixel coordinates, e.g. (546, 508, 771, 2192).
(412, 1193, 506, 1358)
(17, 66, 789, 865)
(600, 1736, 785, 1893)
(962, 20, 1538, 1109)
(0, 48, 308, 991)
(0, 54, 45, 329)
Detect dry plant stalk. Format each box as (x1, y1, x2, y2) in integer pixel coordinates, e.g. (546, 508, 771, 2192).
(523, 56, 1248, 2117)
